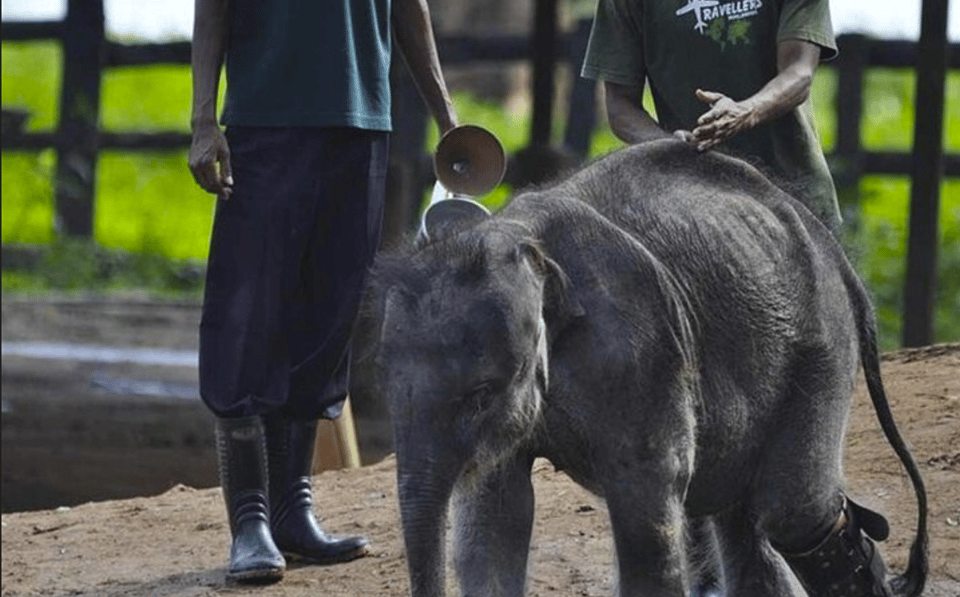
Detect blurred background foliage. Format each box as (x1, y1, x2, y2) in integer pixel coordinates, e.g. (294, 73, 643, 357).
(2, 40, 958, 349)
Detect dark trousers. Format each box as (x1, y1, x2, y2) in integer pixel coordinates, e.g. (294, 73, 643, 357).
(199, 126, 388, 420)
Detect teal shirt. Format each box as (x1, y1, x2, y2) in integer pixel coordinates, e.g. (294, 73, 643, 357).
(222, 0, 392, 131)
(582, 0, 841, 230)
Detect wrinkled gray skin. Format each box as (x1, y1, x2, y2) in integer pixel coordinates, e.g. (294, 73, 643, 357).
(366, 139, 927, 597)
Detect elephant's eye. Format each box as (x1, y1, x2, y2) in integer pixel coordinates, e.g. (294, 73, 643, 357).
(467, 381, 493, 399)
(462, 381, 495, 409)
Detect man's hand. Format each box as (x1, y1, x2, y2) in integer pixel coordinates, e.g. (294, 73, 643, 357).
(690, 89, 757, 151)
(689, 40, 820, 152)
(189, 122, 233, 201)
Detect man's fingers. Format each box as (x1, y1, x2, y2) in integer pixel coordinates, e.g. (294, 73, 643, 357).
(696, 89, 723, 105)
(692, 122, 730, 151)
(697, 109, 720, 126)
(218, 146, 233, 185)
(191, 161, 229, 197)
(204, 172, 224, 195)
(697, 139, 718, 152)
(693, 127, 721, 150)
(673, 129, 695, 144)
(192, 163, 217, 192)
(218, 172, 233, 201)
(217, 159, 233, 200)
(693, 120, 720, 139)
(698, 100, 734, 124)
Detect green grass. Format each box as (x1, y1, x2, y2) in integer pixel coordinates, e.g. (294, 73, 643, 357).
(100, 64, 194, 131)
(847, 177, 960, 349)
(2, 40, 959, 348)
(2, 150, 57, 245)
(95, 151, 215, 259)
(1, 238, 204, 297)
(1, 42, 61, 130)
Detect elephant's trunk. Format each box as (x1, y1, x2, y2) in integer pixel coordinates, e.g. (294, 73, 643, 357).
(395, 433, 463, 597)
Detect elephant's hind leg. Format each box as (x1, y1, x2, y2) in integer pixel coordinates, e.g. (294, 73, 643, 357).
(753, 356, 895, 597)
(713, 507, 804, 597)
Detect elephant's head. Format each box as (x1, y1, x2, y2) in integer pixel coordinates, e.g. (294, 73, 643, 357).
(369, 222, 563, 596)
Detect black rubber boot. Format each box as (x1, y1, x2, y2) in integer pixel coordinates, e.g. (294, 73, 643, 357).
(265, 415, 370, 564)
(215, 416, 285, 583)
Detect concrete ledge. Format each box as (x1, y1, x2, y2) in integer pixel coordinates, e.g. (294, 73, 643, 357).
(1, 296, 390, 512)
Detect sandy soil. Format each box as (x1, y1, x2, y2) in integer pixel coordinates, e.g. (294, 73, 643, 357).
(1, 343, 958, 597)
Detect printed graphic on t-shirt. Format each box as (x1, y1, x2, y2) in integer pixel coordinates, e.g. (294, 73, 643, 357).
(675, 0, 764, 49)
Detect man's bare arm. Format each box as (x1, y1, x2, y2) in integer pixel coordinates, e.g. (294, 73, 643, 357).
(392, 0, 457, 135)
(691, 39, 821, 151)
(188, 0, 232, 200)
(604, 81, 676, 145)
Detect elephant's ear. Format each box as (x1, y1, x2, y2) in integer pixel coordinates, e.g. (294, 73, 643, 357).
(519, 241, 585, 340)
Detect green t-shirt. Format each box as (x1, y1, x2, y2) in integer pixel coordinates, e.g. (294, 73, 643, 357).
(222, 0, 392, 131)
(582, 0, 841, 230)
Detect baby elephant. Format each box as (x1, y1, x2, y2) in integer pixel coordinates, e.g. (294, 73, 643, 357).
(366, 140, 927, 597)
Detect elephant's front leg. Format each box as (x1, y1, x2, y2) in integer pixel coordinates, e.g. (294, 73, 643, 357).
(605, 468, 692, 597)
(687, 517, 725, 597)
(451, 454, 535, 597)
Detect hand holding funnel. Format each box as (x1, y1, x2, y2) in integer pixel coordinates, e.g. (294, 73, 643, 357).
(419, 125, 506, 243)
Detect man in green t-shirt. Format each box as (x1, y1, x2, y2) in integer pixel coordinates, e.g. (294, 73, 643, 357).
(582, 0, 842, 232)
(581, 4, 910, 597)
(188, 0, 458, 585)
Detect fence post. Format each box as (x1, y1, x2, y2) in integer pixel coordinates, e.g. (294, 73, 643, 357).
(54, 0, 104, 238)
(530, 0, 558, 147)
(833, 34, 868, 211)
(563, 18, 598, 159)
(902, 0, 949, 347)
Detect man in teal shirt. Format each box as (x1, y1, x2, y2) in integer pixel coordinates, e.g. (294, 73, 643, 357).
(582, 0, 842, 232)
(188, 0, 457, 584)
(581, 3, 906, 597)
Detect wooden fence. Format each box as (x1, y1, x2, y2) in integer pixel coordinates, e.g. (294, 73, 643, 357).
(2, 0, 959, 344)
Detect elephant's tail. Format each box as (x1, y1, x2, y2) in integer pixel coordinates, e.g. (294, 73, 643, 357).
(848, 272, 928, 597)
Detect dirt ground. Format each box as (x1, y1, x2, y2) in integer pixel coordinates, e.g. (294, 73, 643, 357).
(1, 324, 958, 596)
